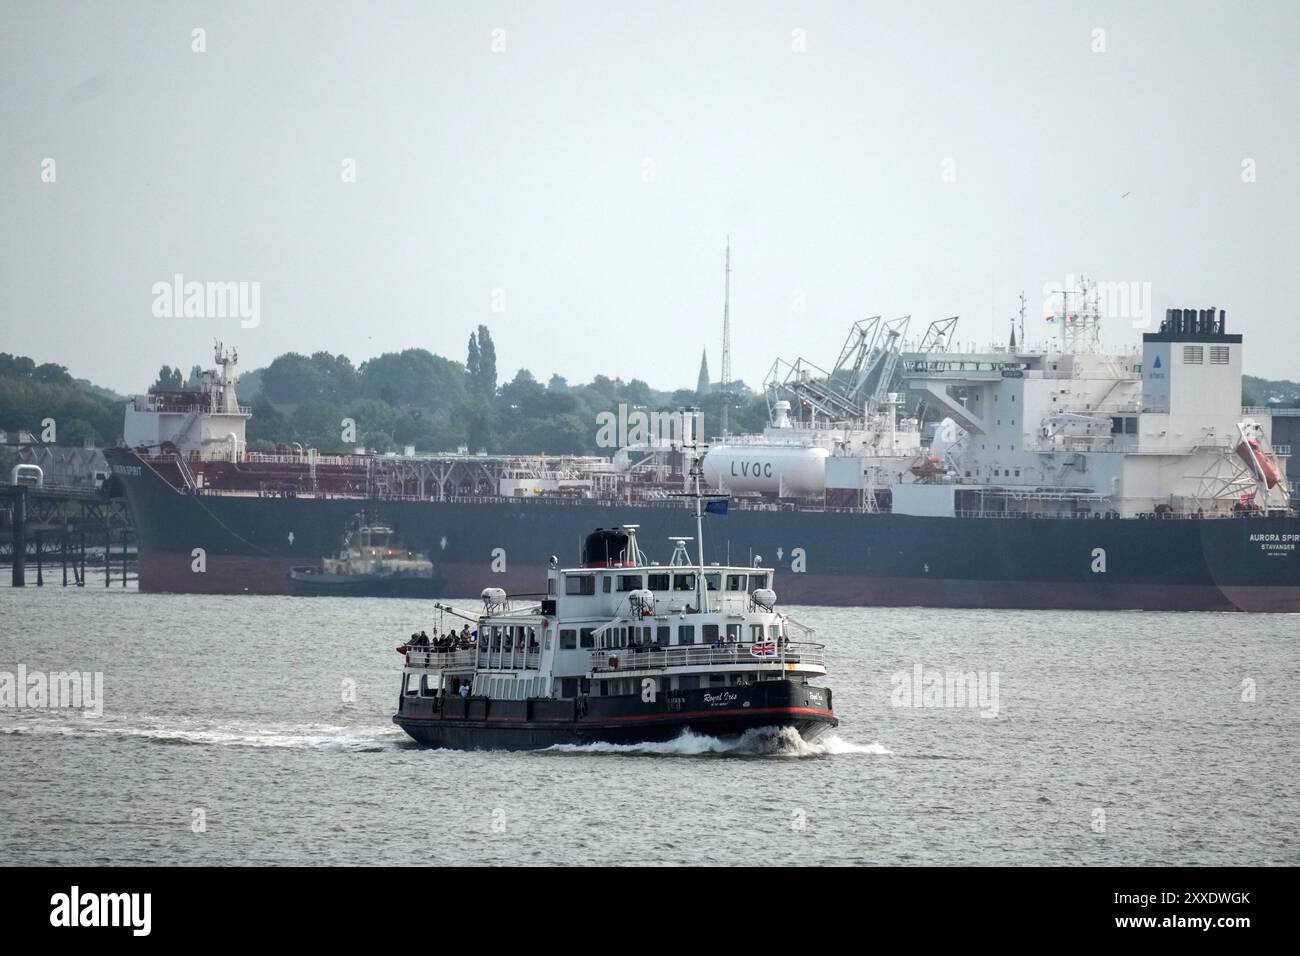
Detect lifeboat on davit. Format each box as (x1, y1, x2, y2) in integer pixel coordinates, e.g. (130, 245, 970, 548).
(1235, 436, 1282, 488)
(909, 455, 943, 480)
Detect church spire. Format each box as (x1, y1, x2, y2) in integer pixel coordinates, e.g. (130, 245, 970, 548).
(696, 348, 710, 395)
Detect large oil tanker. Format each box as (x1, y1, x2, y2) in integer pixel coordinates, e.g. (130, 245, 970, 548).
(105, 304, 1300, 611)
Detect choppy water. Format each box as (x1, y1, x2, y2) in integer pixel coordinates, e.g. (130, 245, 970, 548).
(1, 585, 1297, 865)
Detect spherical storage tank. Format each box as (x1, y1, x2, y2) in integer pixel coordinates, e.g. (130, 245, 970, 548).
(702, 445, 831, 496)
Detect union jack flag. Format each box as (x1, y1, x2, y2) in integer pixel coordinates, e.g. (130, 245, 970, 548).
(751, 640, 777, 658)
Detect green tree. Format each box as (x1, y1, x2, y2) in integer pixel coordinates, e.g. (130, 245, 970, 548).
(476, 325, 497, 397)
(358, 349, 465, 410)
(153, 365, 183, 390)
(58, 418, 97, 446)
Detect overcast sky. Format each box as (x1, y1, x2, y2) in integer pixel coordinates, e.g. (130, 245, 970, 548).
(2, 0, 1298, 395)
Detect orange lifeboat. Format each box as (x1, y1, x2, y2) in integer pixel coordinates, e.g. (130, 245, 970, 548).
(909, 456, 942, 480)
(1235, 438, 1282, 488)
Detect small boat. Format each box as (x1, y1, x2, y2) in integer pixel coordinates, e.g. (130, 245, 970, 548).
(391, 459, 837, 750)
(288, 522, 441, 597)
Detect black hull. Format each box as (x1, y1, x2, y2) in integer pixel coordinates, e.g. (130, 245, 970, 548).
(107, 448, 1300, 611)
(393, 680, 837, 751)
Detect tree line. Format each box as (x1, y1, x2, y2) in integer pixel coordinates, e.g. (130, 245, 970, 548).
(0, 352, 123, 447)
(238, 326, 765, 455)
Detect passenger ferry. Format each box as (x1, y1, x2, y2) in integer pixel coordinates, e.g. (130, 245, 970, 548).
(392, 473, 837, 750)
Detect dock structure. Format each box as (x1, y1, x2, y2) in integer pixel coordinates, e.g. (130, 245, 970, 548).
(1, 482, 134, 588)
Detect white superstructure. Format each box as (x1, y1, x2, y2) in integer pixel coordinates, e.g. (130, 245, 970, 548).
(123, 342, 250, 459)
(836, 306, 1290, 518)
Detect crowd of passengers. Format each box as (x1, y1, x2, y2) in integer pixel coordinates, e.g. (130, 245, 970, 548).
(407, 624, 475, 651)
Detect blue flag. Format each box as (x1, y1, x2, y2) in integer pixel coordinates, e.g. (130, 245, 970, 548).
(704, 499, 728, 516)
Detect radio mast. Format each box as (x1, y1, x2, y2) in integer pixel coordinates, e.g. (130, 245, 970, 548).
(720, 237, 732, 438)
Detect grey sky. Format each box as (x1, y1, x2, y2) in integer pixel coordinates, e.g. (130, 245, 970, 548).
(2, 0, 1298, 395)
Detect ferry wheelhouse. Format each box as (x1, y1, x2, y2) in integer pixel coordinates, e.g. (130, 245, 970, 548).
(393, 507, 837, 749)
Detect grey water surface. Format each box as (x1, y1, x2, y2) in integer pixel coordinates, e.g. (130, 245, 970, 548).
(1, 585, 1296, 865)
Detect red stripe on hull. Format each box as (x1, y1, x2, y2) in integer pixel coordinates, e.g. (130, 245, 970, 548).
(398, 705, 837, 725)
(138, 554, 1300, 611)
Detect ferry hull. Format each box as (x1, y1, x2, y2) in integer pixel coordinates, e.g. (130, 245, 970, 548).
(392, 680, 837, 751)
(108, 449, 1300, 611)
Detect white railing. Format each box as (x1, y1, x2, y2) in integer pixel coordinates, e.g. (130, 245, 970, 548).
(405, 648, 477, 669)
(590, 641, 825, 672)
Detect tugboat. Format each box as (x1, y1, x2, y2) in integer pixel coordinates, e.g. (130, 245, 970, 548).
(289, 521, 441, 597)
(391, 462, 837, 750)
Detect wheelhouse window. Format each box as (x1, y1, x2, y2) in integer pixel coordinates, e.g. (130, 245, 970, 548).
(617, 574, 643, 592)
(565, 575, 595, 596)
(704, 573, 721, 591)
(673, 573, 696, 591)
(726, 574, 746, 591)
(748, 574, 767, 591)
(647, 573, 670, 590)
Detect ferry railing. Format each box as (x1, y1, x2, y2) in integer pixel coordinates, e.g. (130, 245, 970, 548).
(589, 641, 825, 673)
(405, 648, 478, 669)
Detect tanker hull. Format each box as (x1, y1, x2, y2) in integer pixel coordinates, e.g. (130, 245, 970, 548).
(108, 449, 1300, 611)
